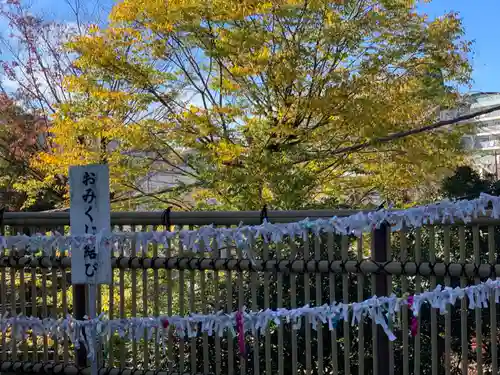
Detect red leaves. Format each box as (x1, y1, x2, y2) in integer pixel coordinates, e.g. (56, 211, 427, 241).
(0, 93, 49, 159)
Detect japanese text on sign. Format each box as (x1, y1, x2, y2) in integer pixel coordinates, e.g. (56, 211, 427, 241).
(82, 172, 98, 281)
(69, 164, 112, 285)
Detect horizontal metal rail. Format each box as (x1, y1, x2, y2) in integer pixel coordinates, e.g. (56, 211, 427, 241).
(4, 209, 500, 226)
(2, 209, 366, 226)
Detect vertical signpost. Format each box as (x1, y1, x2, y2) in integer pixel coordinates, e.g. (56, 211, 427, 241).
(69, 164, 112, 375)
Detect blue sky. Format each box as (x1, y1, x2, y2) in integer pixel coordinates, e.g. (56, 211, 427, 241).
(30, 0, 114, 25)
(419, 0, 500, 93)
(6, 0, 500, 94)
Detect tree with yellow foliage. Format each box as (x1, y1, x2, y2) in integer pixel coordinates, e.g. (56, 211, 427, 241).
(26, 0, 472, 210)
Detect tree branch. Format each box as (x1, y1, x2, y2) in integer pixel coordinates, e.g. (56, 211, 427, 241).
(330, 104, 500, 156)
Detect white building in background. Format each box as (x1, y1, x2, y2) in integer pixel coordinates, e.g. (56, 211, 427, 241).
(133, 150, 195, 204)
(441, 92, 500, 178)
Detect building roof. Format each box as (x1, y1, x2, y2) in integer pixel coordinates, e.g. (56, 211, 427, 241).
(463, 92, 500, 109)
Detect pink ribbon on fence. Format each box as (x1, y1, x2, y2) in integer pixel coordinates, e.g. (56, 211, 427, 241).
(236, 311, 245, 356)
(407, 296, 418, 336)
(162, 319, 169, 329)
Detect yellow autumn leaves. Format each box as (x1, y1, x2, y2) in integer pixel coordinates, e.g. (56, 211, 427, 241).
(18, 0, 472, 210)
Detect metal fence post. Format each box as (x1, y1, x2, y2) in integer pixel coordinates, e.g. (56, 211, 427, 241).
(372, 222, 390, 375)
(74, 285, 87, 366)
(71, 201, 87, 367)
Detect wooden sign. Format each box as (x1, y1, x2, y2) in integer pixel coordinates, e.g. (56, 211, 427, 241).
(69, 164, 112, 285)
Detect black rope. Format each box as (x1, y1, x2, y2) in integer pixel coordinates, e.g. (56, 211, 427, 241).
(459, 262, 467, 277)
(161, 206, 173, 229)
(0, 361, 95, 375)
(13, 361, 23, 374)
(223, 258, 232, 270)
(43, 363, 55, 375)
(187, 257, 199, 270)
(340, 259, 349, 273)
(372, 259, 385, 275)
(260, 205, 268, 224)
(274, 259, 281, 272)
(415, 261, 421, 277)
(9, 252, 22, 268)
(235, 258, 244, 272)
(328, 260, 336, 272)
(150, 255, 159, 268)
(23, 362, 34, 374)
(428, 261, 436, 276)
(354, 260, 363, 274)
(128, 256, 137, 269)
(38, 362, 46, 374)
(247, 259, 255, 272)
(473, 263, 480, 277)
(30, 362, 41, 374)
(174, 257, 182, 269)
(1, 251, 497, 278)
(444, 262, 452, 277)
(209, 258, 217, 269)
(114, 255, 124, 269)
(3, 255, 498, 277)
(400, 260, 410, 276)
(52, 363, 64, 374)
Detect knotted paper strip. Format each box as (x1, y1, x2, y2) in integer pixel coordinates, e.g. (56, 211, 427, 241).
(2, 193, 500, 256)
(3, 278, 500, 359)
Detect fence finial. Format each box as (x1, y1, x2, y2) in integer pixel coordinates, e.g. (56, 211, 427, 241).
(260, 204, 268, 224)
(162, 206, 173, 230)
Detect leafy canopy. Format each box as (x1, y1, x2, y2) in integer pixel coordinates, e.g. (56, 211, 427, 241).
(26, 0, 472, 209)
(441, 165, 500, 199)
